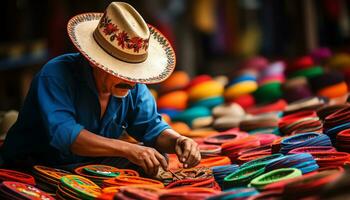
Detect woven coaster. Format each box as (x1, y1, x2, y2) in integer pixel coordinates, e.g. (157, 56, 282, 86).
(33, 165, 71, 181)
(0, 169, 35, 185)
(60, 175, 101, 199)
(82, 165, 120, 177)
(1, 181, 54, 200)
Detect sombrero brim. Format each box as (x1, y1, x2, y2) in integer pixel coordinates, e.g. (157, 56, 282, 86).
(67, 13, 176, 84)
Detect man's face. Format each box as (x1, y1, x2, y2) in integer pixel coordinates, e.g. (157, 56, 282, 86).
(93, 66, 136, 98)
(108, 75, 136, 98)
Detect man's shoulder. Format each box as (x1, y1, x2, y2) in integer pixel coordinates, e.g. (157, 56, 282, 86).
(39, 53, 82, 79)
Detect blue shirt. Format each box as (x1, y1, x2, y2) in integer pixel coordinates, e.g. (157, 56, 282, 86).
(1, 53, 170, 166)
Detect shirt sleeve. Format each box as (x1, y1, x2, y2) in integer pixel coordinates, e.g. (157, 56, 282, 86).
(36, 76, 84, 156)
(126, 84, 170, 147)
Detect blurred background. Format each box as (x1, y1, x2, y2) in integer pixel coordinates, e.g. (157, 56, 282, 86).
(0, 0, 350, 110)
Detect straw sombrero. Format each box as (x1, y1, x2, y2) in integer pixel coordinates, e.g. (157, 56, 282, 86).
(67, 2, 176, 84)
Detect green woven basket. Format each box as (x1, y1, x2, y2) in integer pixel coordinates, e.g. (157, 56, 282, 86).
(249, 168, 302, 189)
(223, 163, 266, 188)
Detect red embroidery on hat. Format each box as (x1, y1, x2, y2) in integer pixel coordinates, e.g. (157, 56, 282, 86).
(129, 37, 143, 53)
(117, 31, 128, 49)
(100, 15, 148, 53)
(103, 23, 118, 35)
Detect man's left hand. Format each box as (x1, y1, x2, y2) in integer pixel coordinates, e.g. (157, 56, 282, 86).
(175, 136, 201, 168)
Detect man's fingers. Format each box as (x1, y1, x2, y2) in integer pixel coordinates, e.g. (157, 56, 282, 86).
(184, 147, 195, 168)
(143, 157, 154, 175)
(190, 150, 201, 168)
(185, 143, 200, 168)
(175, 137, 201, 168)
(185, 145, 200, 168)
(150, 154, 161, 176)
(175, 141, 183, 159)
(193, 146, 201, 167)
(140, 161, 149, 175)
(154, 151, 168, 171)
(181, 141, 192, 164)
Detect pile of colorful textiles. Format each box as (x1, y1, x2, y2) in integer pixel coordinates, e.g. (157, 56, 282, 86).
(2, 50, 350, 199)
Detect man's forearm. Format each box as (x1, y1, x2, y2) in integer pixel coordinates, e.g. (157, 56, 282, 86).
(155, 129, 181, 153)
(70, 129, 132, 157)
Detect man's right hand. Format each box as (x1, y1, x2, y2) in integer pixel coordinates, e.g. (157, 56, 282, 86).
(124, 143, 168, 176)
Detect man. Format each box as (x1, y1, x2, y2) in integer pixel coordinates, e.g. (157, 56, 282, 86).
(1, 2, 200, 176)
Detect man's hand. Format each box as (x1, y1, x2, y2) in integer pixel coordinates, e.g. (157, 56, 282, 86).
(175, 136, 201, 168)
(124, 143, 168, 176)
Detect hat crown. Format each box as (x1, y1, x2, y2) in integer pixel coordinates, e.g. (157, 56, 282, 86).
(94, 2, 150, 63)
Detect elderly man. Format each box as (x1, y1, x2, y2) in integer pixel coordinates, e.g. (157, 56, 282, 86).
(1, 2, 200, 176)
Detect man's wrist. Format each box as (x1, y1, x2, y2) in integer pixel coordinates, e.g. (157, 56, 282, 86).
(112, 139, 132, 158)
(155, 129, 182, 153)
